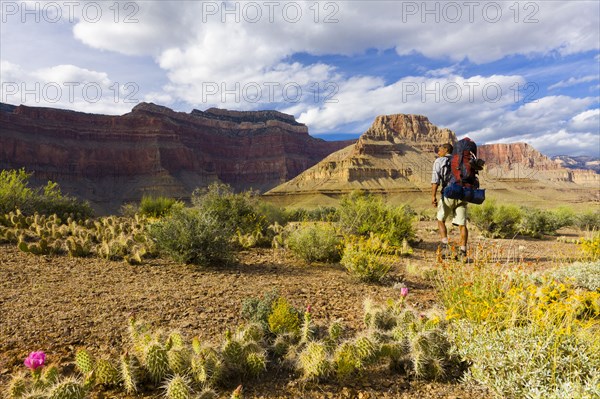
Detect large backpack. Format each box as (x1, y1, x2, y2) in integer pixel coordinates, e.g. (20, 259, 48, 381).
(443, 137, 486, 204)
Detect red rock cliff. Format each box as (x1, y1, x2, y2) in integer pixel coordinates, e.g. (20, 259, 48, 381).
(0, 102, 352, 211)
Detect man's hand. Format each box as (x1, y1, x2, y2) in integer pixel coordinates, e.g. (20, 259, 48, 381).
(432, 197, 438, 207)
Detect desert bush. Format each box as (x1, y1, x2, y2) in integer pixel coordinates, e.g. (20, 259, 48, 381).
(548, 261, 600, 291)
(518, 207, 572, 238)
(149, 208, 234, 266)
(267, 297, 302, 336)
(340, 234, 391, 283)
(192, 183, 285, 248)
(337, 191, 415, 246)
(470, 200, 522, 238)
(451, 321, 600, 399)
(0, 169, 92, 219)
(437, 257, 600, 398)
(139, 195, 182, 218)
(285, 206, 339, 222)
(241, 290, 280, 331)
(575, 209, 600, 231)
(285, 222, 342, 263)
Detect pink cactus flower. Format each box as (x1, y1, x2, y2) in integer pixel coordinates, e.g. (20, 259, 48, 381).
(24, 351, 46, 370)
(306, 304, 312, 314)
(400, 287, 409, 298)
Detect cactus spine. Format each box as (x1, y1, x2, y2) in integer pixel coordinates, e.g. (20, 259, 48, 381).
(7, 372, 27, 398)
(297, 341, 330, 381)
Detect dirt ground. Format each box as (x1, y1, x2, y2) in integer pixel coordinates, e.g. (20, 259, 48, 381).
(0, 222, 585, 398)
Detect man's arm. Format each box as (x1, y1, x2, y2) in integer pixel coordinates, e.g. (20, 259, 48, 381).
(431, 183, 439, 207)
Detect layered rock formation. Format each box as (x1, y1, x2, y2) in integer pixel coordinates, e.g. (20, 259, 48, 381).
(478, 143, 600, 185)
(267, 114, 599, 197)
(0, 102, 351, 211)
(268, 114, 455, 195)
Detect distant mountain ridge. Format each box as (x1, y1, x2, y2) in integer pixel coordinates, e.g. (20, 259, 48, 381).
(0, 102, 353, 213)
(552, 155, 600, 173)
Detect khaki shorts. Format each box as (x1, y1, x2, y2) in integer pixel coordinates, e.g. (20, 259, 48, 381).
(437, 197, 468, 226)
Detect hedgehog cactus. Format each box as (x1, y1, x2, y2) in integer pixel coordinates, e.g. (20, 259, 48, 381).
(47, 378, 86, 399)
(297, 341, 331, 381)
(164, 375, 191, 399)
(191, 347, 223, 386)
(145, 342, 171, 384)
(42, 364, 60, 386)
(7, 372, 28, 398)
(119, 353, 140, 394)
(95, 358, 120, 387)
(167, 347, 191, 375)
(300, 306, 314, 344)
(197, 388, 218, 399)
(245, 351, 267, 378)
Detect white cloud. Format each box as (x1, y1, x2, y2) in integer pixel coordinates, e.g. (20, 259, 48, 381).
(0, 61, 134, 115)
(549, 75, 599, 90)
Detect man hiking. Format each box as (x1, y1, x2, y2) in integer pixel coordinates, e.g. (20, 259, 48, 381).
(431, 143, 469, 262)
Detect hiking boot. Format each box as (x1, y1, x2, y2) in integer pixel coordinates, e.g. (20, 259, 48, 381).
(455, 249, 472, 263)
(437, 244, 450, 260)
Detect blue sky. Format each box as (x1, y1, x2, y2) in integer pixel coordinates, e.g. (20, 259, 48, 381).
(1, 1, 599, 157)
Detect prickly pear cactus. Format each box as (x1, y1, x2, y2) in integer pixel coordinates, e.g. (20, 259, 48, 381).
(47, 378, 86, 399)
(166, 331, 185, 350)
(164, 375, 191, 399)
(353, 336, 378, 365)
(333, 341, 360, 381)
(75, 349, 95, 375)
(145, 342, 171, 384)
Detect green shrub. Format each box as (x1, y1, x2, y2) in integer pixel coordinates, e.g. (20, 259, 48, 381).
(139, 195, 182, 218)
(337, 191, 415, 246)
(517, 206, 577, 238)
(575, 209, 600, 231)
(286, 223, 341, 263)
(285, 206, 339, 222)
(192, 183, 285, 248)
(470, 200, 521, 238)
(149, 208, 234, 266)
(192, 183, 260, 233)
(0, 169, 92, 219)
(267, 297, 301, 336)
(241, 290, 280, 330)
(340, 235, 391, 283)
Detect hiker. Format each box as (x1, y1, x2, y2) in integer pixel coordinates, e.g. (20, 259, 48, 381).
(431, 143, 469, 260)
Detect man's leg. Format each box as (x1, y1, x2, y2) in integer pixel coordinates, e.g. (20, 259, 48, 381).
(438, 220, 448, 242)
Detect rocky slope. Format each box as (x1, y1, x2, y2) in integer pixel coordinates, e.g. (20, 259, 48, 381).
(267, 114, 599, 197)
(0, 102, 352, 212)
(552, 155, 600, 173)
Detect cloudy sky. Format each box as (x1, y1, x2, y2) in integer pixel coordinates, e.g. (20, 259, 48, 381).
(1, 1, 599, 156)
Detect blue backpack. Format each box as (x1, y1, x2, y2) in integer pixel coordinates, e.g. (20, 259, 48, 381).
(442, 138, 486, 204)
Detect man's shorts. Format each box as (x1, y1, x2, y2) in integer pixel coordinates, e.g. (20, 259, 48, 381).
(437, 197, 468, 226)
